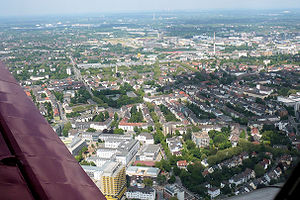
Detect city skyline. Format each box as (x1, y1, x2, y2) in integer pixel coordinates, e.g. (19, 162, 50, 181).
(1, 0, 300, 17)
(1, 3, 300, 200)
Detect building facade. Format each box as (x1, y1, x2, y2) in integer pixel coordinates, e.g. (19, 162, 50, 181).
(126, 187, 156, 200)
(192, 131, 210, 148)
(99, 161, 127, 200)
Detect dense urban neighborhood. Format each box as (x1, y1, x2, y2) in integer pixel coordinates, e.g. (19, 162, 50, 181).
(1, 10, 300, 200)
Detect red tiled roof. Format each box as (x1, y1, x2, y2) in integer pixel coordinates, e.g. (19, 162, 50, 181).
(25, 91, 31, 97)
(133, 161, 156, 167)
(177, 160, 187, 166)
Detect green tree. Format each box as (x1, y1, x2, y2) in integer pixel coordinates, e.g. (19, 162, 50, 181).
(183, 128, 192, 141)
(221, 184, 232, 195)
(155, 159, 171, 172)
(242, 158, 255, 170)
(143, 178, 153, 187)
(87, 128, 96, 132)
(114, 112, 119, 121)
(104, 111, 109, 119)
(62, 122, 72, 137)
(30, 90, 36, 103)
(80, 160, 96, 166)
(113, 128, 124, 134)
(157, 174, 166, 185)
(261, 130, 290, 146)
(168, 175, 176, 184)
(70, 89, 91, 105)
(173, 166, 181, 176)
(154, 131, 164, 144)
(134, 126, 140, 133)
(148, 126, 154, 132)
(53, 91, 64, 103)
(159, 104, 179, 122)
(93, 112, 105, 122)
(240, 130, 246, 139)
(75, 154, 83, 162)
(129, 106, 144, 123)
(254, 164, 265, 177)
(41, 93, 47, 98)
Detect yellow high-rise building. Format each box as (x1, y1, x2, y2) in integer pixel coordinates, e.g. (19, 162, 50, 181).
(99, 161, 127, 200)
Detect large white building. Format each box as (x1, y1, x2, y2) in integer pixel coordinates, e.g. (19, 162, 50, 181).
(126, 166, 160, 178)
(97, 148, 117, 159)
(67, 137, 87, 155)
(136, 132, 154, 144)
(126, 187, 156, 200)
(96, 138, 140, 166)
(116, 140, 140, 165)
(277, 93, 300, 106)
(166, 137, 183, 155)
(82, 161, 127, 200)
(90, 119, 113, 131)
(86, 156, 111, 167)
(99, 133, 132, 142)
(137, 144, 160, 162)
(163, 184, 197, 200)
(105, 138, 124, 148)
(192, 131, 210, 148)
(66, 67, 72, 75)
(208, 187, 220, 199)
(81, 165, 103, 180)
(81, 132, 100, 142)
(119, 121, 148, 132)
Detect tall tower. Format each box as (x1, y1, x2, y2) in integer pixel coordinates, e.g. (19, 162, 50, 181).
(213, 32, 216, 55)
(99, 161, 127, 200)
(153, 13, 156, 21)
(295, 102, 300, 122)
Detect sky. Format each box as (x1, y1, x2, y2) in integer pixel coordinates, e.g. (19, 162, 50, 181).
(1, 0, 300, 17)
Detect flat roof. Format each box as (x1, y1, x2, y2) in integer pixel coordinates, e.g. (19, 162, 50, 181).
(225, 187, 280, 200)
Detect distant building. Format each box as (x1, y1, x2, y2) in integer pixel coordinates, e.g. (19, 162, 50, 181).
(96, 137, 140, 166)
(98, 161, 127, 200)
(81, 165, 103, 180)
(90, 118, 113, 131)
(163, 184, 196, 200)
(82, 132, 100, 142)
(295, 102, 300, 121)
(126, 186, 156, 200)
(126, 166, 160, 178)
(119, 121, 148, 132)
(97, 148, 117, 159)
(277, 94, 300, 106)
(86, 156, 111, 167)
(208, 187, 220, 199)
(136, 132, 154, 144)
(166, 137, 183, 155)
(99, 133, 132, 142)
(66, 67, 72, 75)
(52, 123, 63, 136)
(192, 132, 210, 148)
(177, 160, 188, 170)
(163, 122, 185, 136)
(136, 144, 160, 162)
(229, 168, 255, 186)
(163, 184, 185, 200)
(105, 138, 124, 148)
(115, 139, 140, 165)
(67, 137, 87, 155)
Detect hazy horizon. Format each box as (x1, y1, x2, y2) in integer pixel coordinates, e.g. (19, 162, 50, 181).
(1, 0, 300, 17)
